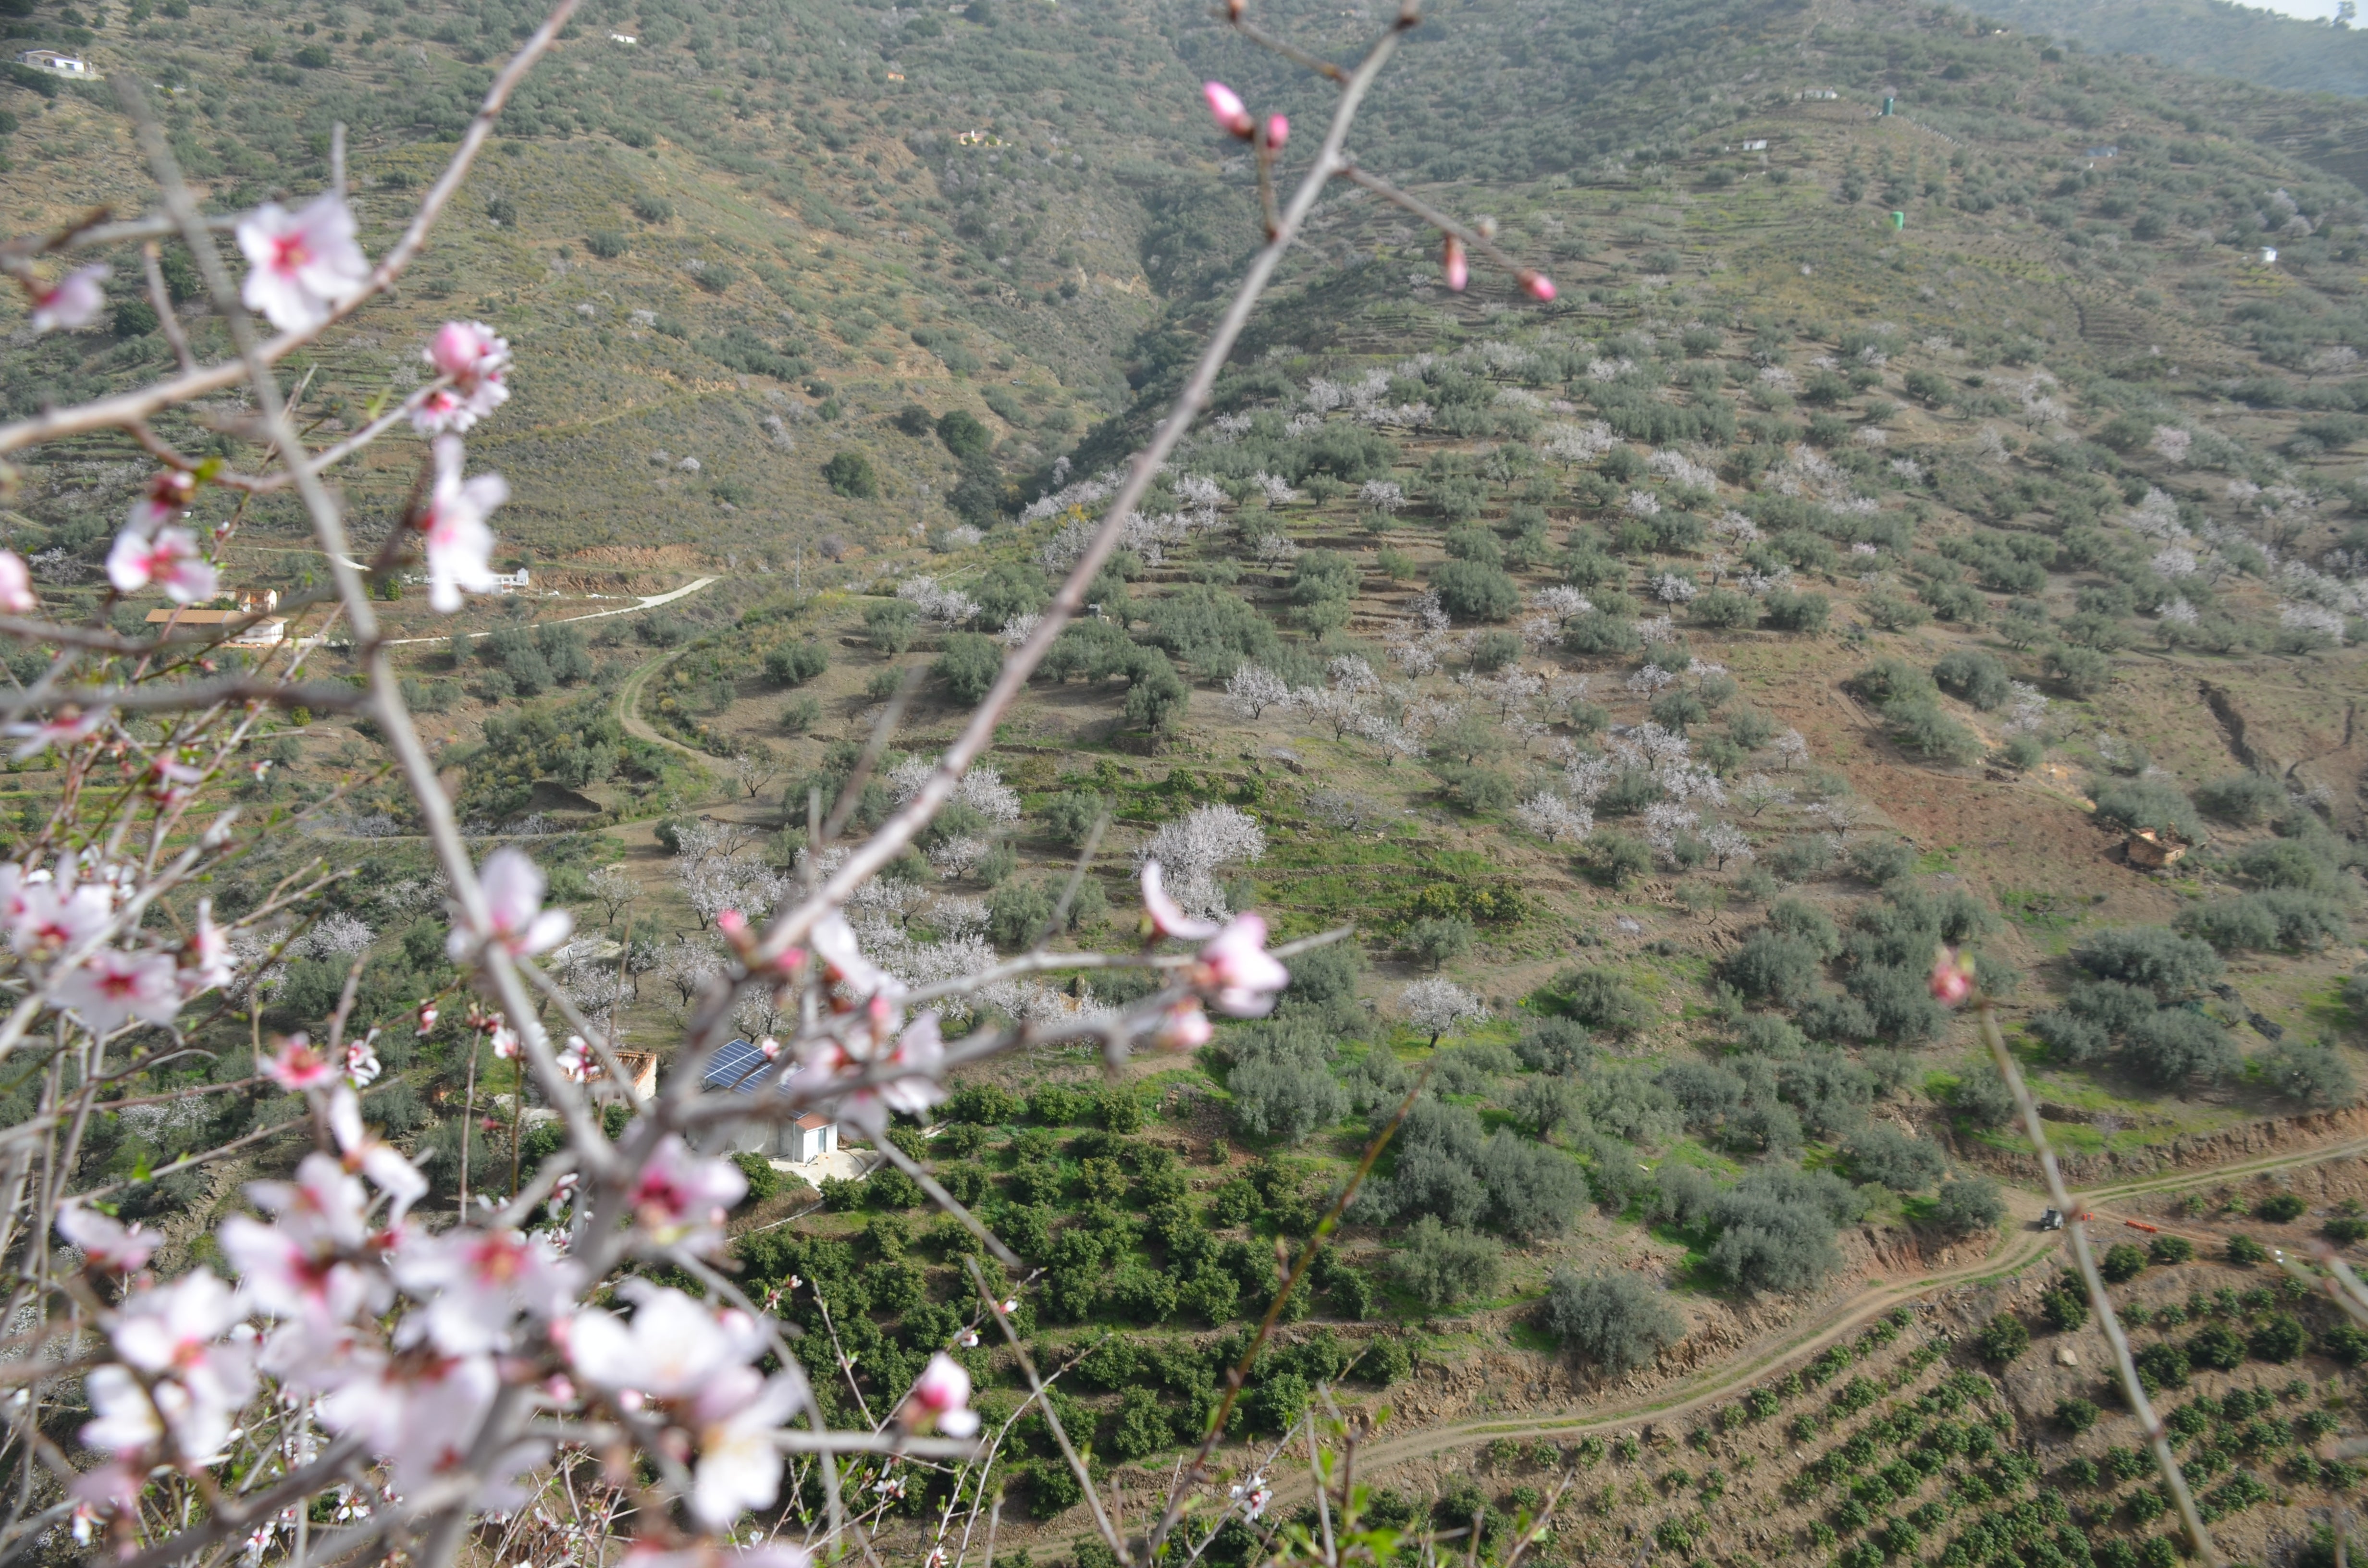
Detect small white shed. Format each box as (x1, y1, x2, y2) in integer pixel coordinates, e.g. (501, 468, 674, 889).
(788, 1114, 838, 1164)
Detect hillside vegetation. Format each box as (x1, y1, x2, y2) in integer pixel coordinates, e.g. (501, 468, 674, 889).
(12, 0, 2368, 1557)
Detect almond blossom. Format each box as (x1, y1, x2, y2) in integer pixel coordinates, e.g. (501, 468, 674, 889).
(1190, 916, 1290, 1018)
(391, 1224, 579, 1354)
(28, 264, 110, 332)
(0, 549, 33, 614)
(8, 706, 109, 762)
(446, 847, 571, 961)
(2, 865, 111, 957)
(129, 470, 196, 533)
(236, 192, 370, 333)
(327, 1086, 426, 1223)
(106, 1269, 254, 1461)
(413, 320, 512, 434)
(1443, 234, 1469, 292)
(1140, 861, 1221, 942)
(263, 1034, 337, 1093)
(55, 947, 183, 1035)
(899, 1352, 980, 1438)
(57, 1201, 160, 1273)
(419, 435, 509, 613)
(1202, 81, 1253, 138)
(628, 1135, 747, 1251)
(106, 525, 219, 604)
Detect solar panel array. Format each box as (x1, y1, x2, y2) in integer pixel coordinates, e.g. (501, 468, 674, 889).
(701, 1038, 778, 1095)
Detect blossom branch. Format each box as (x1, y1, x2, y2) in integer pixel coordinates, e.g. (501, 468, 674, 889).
(750, 6, 1424, 970)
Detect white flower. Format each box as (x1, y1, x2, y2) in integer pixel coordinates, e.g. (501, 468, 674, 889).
(900, 1352, 980, 1438)
(106, 526, 218, 604)
(28, 264, 110, 332)
(0, 550, 34, 615)
(419, 436, 508, 613)
(57, 1202, 158, 1274)
(236, 192, 370, 333)
(447, 847, 571, 961)
(390, 1225, 580, 1355)
(412, 320, 511, 434)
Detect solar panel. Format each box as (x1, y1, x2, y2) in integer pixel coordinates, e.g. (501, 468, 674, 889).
(702, 1038, 773, 1095)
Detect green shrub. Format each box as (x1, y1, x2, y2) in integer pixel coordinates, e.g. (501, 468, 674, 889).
(1761, 589, 1831, 632)
(1932, 649, 2011, 710)
(1543, 1268, 1684, 1371)
(2043, 643, 2112, 696)
(1975, 1313, 2029, 1362)
(1395, 1215, 1503, 1308)
(2225, 1234, 2269, 1267)
(823, 449, 879, 498)
(2195, 772, 2286, 824)
(937, 409, 992, 460)
(2149, 1235, 2194, 1265)
(765, 640, 829, 686)
(586, 228, 628, 258)
(2100, 1243, 2148, 1283)
(2055, 1397, 2100, 1434)
(934, 633, 1004, 703)
(1933, 1177, 2005, 1235)
(1433, 560, 1520, 621)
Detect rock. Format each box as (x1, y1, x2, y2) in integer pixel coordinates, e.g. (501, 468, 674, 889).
(2055, 1346, 2079, 1367)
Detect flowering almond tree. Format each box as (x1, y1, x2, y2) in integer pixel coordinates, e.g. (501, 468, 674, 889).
(0, 0, 1599, 1563)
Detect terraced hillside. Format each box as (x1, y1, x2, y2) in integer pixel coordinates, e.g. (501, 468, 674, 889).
(12, 0, 2368, 1560)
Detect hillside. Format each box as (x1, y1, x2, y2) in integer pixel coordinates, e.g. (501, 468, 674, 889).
(1979, 0, 2368, 99)
(11, 0, 2368, 1560)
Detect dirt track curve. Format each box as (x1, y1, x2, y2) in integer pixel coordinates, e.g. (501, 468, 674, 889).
(1319, 1132, 2368, 1482)
(1013, 1127, 2368, 1546)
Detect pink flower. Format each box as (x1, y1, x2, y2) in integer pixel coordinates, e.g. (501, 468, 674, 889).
(810, 910, 900, 1004)
(900, 1352, 979, 1438)
(182, 898, 234, 998)
(1518, 269, 1556, 302)
(490, 1024, 521, 1060)
(1194, 916, 1290, 1018)
(7, 707, 106, 762)
(1265, 115, 1289, 149)
(390, 1223, 580, 1355)
(557, 1035, 591, 1083)
(344, 1038, 381, 1087)
(128, 470, 196, 533)
(685, 1367, 806, 1527)
(1141, 861, 1221, 942)
(1930, 946, 1976, 1007)
(236, 192, 370, 333)
(416, 1002, 439, 1036)
(106, 525, 219, 605)
(57, 1201, 159, 1274)
(412, 320, 511, 434)
(315, 1345, 500, 1499)
(1443, 235, 1469, 293)
(1203, 80, 1254, 138)
(1151, 998, 1213, 1052)
(78, 1365, 161, 1457)
(2, 867, 111, 956)
(0, 550, 36, 615)
(106, 1269, 255, 1460)
(328, 1085, 426, 1223)
(28, 264, 109, 332)
(263, 1034, 336, 1093)
(419, 435, 508, 613)
(55, 947, 183, 1035)
(446, 846, 571, 960)
(567, 1284, 765, 1400)
(630, 1135, 747, 1251)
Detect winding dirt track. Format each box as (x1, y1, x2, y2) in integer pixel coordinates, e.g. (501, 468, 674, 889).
(1278, 1130, 2368, 1486)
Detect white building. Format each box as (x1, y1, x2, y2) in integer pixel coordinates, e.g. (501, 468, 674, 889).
(16, 49, 90, 76)
(489, 567, 530, 594)
(788, 1114, 838, 1164)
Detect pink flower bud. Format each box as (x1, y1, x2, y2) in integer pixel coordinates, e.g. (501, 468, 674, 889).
(1929, 946, 1976, 1007)
(1443, 235, 1469, 293)
(1203, 81, 1254, 138)
(1265, 115, 1289, 149)
(1518, 269, 1557, 302)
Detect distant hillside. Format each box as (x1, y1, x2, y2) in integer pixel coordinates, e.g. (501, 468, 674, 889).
(1982, 0, 2368, 97)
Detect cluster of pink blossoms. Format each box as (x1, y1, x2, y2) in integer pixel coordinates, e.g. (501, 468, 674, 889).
(0, 861, 231, 1035)
(16, 190, 518, 630)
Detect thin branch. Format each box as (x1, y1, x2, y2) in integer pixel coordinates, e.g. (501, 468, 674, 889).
(1976, 999, 2220, 1567)
(748, 3, 1427, 973)
(963, 1256, 1125, 1562)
